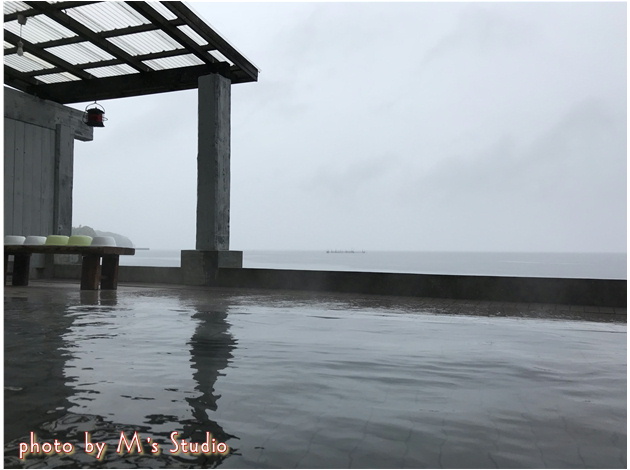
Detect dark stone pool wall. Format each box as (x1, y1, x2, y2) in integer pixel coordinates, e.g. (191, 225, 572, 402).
(216, 268, 626, 307)
(50, 264, 626, 308)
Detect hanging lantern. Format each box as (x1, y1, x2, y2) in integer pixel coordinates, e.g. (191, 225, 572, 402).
(84, 102, 107, 127)
(16, 14, 26, 57)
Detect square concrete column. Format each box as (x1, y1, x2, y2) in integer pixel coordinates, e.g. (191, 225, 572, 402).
(197, 73, 231, 251)
(54, 123, 74, 236)
(184, 73, 242, 285)
(181, 249, 242, 286)
(44, 123, 75, 279)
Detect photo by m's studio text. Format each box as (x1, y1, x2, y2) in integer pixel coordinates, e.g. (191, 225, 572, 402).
(18, 431, 229, 460)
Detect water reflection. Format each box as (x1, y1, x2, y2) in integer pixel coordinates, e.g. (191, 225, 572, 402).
(79, 289, 118, 307)
(184, 307, 235, 446)
(5, 288, 238, 468)
(4, 291, 75, 443)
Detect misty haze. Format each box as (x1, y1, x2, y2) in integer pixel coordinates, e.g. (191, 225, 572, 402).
(70, 2, 626, 255)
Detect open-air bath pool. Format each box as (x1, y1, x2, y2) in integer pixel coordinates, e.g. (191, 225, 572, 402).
(4, 281, 626, 468)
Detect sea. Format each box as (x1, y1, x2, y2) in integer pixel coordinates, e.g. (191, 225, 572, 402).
(120, 249, 627, 279)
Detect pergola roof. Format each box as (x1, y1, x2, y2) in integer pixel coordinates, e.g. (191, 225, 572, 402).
(3, 1, 259, 104)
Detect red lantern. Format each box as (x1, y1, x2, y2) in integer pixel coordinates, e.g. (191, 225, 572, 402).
(84, 102, 107, 127)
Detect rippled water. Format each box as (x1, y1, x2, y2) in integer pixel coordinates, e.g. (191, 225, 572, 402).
(4, 285, 627, 468)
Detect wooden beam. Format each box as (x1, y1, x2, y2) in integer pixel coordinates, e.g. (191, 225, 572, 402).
(126, 2, 219, 66)
(100, 19, 186, 39)
(162, 1, 259, 82)
(4, 1, 259, 103)
(4, 246, 135, 256)
(6, 21, 182, 53)
(4, 30, 95, 80)
(3, 1, 101, 22)
(4, 65, 42, 89)
(18, 46, 219, 78)
(22, 63, 233, 104)
(24, 1, 153, 73)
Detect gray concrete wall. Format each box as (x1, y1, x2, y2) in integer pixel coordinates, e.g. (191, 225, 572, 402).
(118, 266, 183, 284)
(50, 262, 626, 307)
(4, 87, 93, 271)
(215, 268, 626, 308)
(4, 87, 93, 142)
(4, 118, 56, 237)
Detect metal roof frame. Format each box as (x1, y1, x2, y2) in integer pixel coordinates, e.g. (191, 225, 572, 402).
(3, 1, 259, 104)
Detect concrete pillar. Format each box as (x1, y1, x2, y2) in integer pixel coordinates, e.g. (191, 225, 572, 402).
(182, 73, 242, 285)
(53, 123, 73, 236)
(196, 73, 231, 251)
(45, 123, 75, 278)
(180, 249, 243, 286)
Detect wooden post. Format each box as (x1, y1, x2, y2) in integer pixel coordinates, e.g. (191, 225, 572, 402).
(101, 255, 119, 290)
(12, 253, 31, 286)
(80, 254, 100, 290)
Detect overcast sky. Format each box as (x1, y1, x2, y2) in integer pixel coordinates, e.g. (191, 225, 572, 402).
(71, 1, 626, 252)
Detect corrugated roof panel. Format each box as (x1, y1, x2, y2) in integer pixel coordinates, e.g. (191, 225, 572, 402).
(5, 15, 77, 44)
(65, 2, 150, 33)
(146, 2, 178, 21)
(4, 20, 22, 38)
(210, 50, 233, 66)
(84, 64, 139, 78)
(64, 5, 109, 33)
(3, 1, 29, 15)
(5, 52, 54, 73)
(143, 53, 204, 71)
(46, 42, 116, 65)
(3, 1, 259, 102)
(35, 72, 81, 84)
(108, 30, 183, 56)
(180, 0, 259, 71)
(178, 25, 207, 47)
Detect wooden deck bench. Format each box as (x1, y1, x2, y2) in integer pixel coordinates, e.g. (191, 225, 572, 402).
(4, 245, 135, 290)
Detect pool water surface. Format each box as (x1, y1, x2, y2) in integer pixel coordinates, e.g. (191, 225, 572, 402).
(4, 283, 626, 468)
